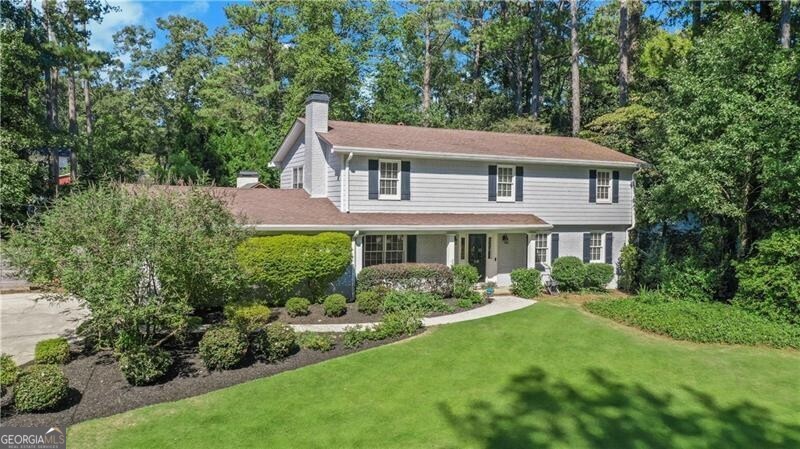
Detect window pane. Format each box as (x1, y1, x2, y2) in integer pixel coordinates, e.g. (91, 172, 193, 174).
(384, 235, 404, 264)
(379, 162, 399, 197)
(364, 235, 384, 267)
(497, 166, 514, 199)
(535, 234, 548, 264)
(590, 233, 603, 261)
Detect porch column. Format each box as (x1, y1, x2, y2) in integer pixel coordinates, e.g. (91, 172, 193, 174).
(354, 234, 364, 274)
(526, 232, 536, 269)
(446, 233, 456, 267)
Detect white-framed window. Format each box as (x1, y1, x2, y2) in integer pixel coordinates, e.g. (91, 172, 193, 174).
(496, 165, 515, 202)
(292, 167, 304, 189)
(364, 234, 406, 267)
(535, 233, 548, 264)
(379, 159, 400, 200)
(590, 232, 604, 262)
(596, 170, 611, 203)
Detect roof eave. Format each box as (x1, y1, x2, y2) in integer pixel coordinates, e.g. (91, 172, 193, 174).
(243, 223, 553, 233)
(269, 120, 305, 167)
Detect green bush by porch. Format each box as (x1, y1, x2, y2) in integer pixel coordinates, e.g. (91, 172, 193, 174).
(357, 263, 453, 297)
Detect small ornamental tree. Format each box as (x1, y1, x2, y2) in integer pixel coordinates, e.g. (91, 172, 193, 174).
(3, 184, 245, 355)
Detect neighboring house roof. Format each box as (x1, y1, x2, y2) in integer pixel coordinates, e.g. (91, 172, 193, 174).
(272, 119, 644, 168)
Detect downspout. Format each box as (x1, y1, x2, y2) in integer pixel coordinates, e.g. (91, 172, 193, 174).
(345, 152, 354, 213)
(351, 229, 360, 299)
(625, 166, 642, 244)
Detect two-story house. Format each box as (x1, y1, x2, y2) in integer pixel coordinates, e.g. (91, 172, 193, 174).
(233, 91, 643, 292)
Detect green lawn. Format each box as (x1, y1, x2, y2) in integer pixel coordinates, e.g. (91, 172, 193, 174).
(68, 301, 800, 449)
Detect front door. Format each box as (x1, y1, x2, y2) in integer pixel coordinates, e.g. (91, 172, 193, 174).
(468, 234, 487, 281)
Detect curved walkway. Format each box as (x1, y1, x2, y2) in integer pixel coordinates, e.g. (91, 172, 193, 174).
(290, 295, 535, 333)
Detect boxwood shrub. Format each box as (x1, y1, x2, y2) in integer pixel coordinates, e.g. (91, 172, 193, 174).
(510, 268, 542, 298)
(224, 303, 271, 333)
(552, 257, 586, 291)
(251, 322, 297, 362)
(323, 294, 347, 317)
(356, 290, 383, 315)
(584, 263, 614, 291)
(13, 364, 69, 413)
(237, 233, 351, 302)
(34, 337, 70, 365)
(285, 297, 311, 317)
(0, 354, 19, 392)
(452, 264, 479, 299)
(117, 346, 173, 386)
(358, 263, 453, 297)
(199, 326, 248, 370)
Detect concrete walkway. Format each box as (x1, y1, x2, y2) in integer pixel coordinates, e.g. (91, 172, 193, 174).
(290, 295, 535, 333)
(0, 292, 89, 364)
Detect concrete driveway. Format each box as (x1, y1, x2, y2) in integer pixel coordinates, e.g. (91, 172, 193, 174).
(0, 293, 88, 365)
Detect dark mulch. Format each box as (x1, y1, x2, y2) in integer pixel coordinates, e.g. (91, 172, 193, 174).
(275, 302, 381, 324)
(0, 333, 409, 429)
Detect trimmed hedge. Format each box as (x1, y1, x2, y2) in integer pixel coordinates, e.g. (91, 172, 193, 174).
(117, 346, 173, 386)
(251, 322, 297, 362)
(14, 365, 69, 412)
(585, 294, 800, 349)
(584, 264, 614, 290)
(551, 257, 586, 291)
(452, 264, 479, 299)
(382, 291, 451, 314)
(285, 297, 311, 317)
(358, 263, 453, 297)
(356, 290, 382, 315)
(510, 268, 542, 298)
(34, 337, 70, 365)
(323, 294, 347, 317)
(343, 310, 423, 349)
(0, 354, 19, 391)
(237, 233, 351, 302)
(224, 303, 271, 333)
(199, 326, 248, 370)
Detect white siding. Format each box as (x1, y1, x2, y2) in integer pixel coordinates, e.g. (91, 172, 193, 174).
(326, 146, 341, 209)
(279, 137, 305, 190)
(416, 234, 447, 264)
(550, 226, 627, 289)
(348, 156, 634, 226)
(495, 233, 527, 286)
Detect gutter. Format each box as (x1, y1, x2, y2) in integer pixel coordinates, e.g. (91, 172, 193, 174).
(625, 166, 642, 245)
(244, 223, 553, 233)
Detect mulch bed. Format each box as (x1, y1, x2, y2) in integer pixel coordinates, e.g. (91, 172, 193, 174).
(0, 333, 410, 429)
(274, 297, 492, 324)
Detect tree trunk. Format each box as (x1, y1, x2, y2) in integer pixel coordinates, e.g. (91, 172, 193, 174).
(44, 0, 60, 194)
(422, 21, 432, 117)
(618, 0, 629, 106)
(515, 41, 524, 116)
(68, 69, 78, 181)
(471, 1, 484, 82)
(570, 0, 581, 136)
(780, 0, 791, 48)
(83, 22, 93, 142)
(692, 1, 702, 36)
(530, 0, 542, 119)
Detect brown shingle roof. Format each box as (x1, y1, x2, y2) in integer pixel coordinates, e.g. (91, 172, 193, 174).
(313, 120, 643, 165)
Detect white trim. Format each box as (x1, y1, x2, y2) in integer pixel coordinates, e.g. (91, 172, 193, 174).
(378, 159, 401, 200)
(496, 164, 515, 202)
(595, 169, 612, 204)
(331, 145, 642, 168)
(270, 120, 305, 166)
(363, 234, 407, 267)
(244, 223, 553, 233)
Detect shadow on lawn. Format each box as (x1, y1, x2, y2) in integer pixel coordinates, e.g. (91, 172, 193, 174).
(439, 367, 800, 449)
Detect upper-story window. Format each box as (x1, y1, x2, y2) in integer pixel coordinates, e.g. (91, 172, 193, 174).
(596, 170, 611, 203)
(292, 167, 304, 189)
(496, 165, 515, 202)
(589, 232, 604, 262)
(379, 160, 400, 200)
(534, 233, 548, 264)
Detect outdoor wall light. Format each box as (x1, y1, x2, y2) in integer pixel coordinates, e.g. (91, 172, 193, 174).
(502, 234, 509, 244)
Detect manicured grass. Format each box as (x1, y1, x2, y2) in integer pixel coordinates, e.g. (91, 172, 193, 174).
(68, 302, 800, 449)
(586, 296, 800, 349)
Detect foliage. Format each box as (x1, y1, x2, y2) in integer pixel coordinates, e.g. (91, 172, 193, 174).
(617, 244, 638, 292)
(456, 291, 484, 309)
(251, 322, 297, 362)
(510, 268, 542, 299)
(342, 326, 371, 350)
(583, 264, 614, 291)
(585, 295, 800, 349)
(733, 229, 800, 325)
(452, 264, 479, 299)
(580, 105, 659, 159)
(117, 346, 173, 386)
(0, 354, 19, 390)
(659, 257, 718, 302)
(355, 290, 383, 315)
(297, 332, 334, 352)
(225, 303, 271, 333)
(382, 291, 451, 315)
(373, 310, 423, 340)
(323, 294, 347, 317)
(237, 233, 351, 303)
(551, 257, 586, 292)
(199, 326, 248, 371)
(13, 365, 69, 413)
(34, 338, 70, 365)
(357, 263, 453, 297)
(285, 297, 311, 317)
(3, 185, 243, 355)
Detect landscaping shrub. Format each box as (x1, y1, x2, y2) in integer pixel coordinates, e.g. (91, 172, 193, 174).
(584, 264, 614, 291)
(356, 290, 382, 315)
(660, 257, 719, 302)
(342, 326, 371, 349)
(585, 296, 800, 349)
(373, 310, 423, 339)
(237, 233, 351, 302)
(733, 229, 800, 325)
(382, 291, 451, 314)
(297, 332, 334, 352)
(551, 257, 586, 291)
(456, 291, 483, 309)
(510, 268, 542, 298)
(34, 337, 70, 365)
(357, 263, 453, 297)
(285, 297, 311, 317)
(452, 264, 479, 298)
(13, 365, 69, 413)
(251, 322, 297, 362)
(117, 346, 173, 386)
(199, 326, 248, 370)
(323, 294, 347, 317)
(224, 303, 271, 333)
(617, 244, 638, 292)
(0, 354, 19, 392)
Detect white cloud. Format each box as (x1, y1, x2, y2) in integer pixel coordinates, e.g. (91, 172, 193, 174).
(177, 1, 209, 16)
(88, 1, 145, 52)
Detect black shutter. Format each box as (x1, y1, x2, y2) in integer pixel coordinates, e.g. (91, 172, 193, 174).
(488, 165, 497, 201)
(401, 161, 411, 200)
(515, 166, 523, 201)
(406, 235, 417, 262)
(583, 233, 591, 263)
(612, 170, 620, 203)
(605, 233, 613, 264)
(589, 170, 597, 203)
(550, 233, 559, 263)
(368, 159, 379, 199)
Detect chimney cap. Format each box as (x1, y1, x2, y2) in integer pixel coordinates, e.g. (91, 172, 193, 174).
(238, 170, 259, 177)
(305, 91, 330, 105)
